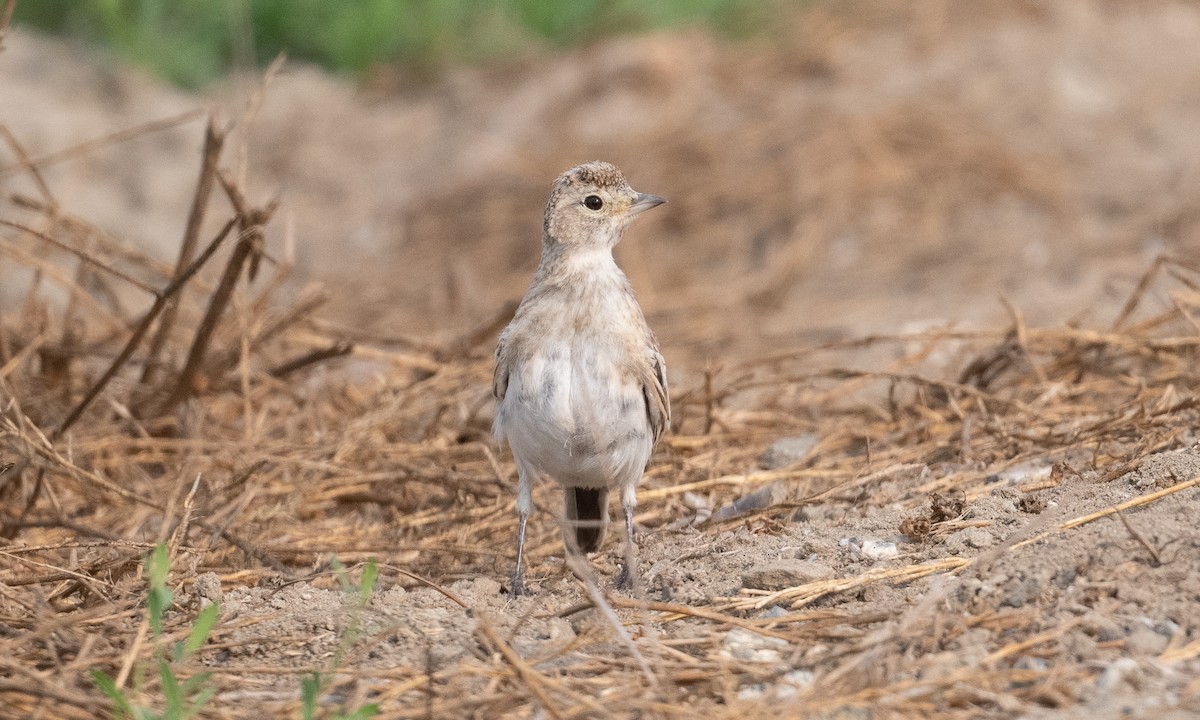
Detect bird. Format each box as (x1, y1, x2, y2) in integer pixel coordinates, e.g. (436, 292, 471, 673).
(493, 161, 670, 596)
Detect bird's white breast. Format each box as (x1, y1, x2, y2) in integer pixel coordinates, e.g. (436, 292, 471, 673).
(498, 279, 654, 490)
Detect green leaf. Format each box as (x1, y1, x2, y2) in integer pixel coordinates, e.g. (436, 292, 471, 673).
(91, 669, 135, 718)
(186, 681, 218, 716)
(148, 544, 170, 589)
(358, 560, 378, 605)
(301, 673, 322, 720)
(158, 659, 184, 718)
(179, 670, 212, 696)
(146, 544, 172, 636)
(329, 555, 351, 594)
(338, 705, 381, 720)
(148, 586, 172, 637)
(182, 603, 219, 659)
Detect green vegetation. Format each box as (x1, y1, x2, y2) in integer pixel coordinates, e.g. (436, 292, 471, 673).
(90, 546, 383, 718)
(300, 557, 381, 720)
(14, 0, 777, 88)
(91, 544, 219, 720)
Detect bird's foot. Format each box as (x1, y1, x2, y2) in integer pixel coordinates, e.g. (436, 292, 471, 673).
(510, 571, 529, 597)
(615, 562, 637, 591)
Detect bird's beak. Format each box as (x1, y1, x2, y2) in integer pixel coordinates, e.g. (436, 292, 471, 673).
(628, 193, 666, 216)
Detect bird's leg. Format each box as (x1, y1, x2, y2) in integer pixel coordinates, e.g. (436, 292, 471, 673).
(616, 499, 639, 591)
(511, 510, 529, 596)
(511, 466, 534, 596)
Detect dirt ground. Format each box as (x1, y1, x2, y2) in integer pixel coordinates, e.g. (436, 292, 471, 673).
(3, 1, 1200, 718)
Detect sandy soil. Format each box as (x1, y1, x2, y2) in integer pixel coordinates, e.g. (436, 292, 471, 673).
(200, 448, 1200, 717)
(3, 1, 1200, 717)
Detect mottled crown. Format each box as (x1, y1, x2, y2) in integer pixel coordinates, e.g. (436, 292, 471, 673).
(556, 161, 629, 192)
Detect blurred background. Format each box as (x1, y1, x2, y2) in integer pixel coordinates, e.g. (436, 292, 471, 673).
(4, 0, 1200, 371)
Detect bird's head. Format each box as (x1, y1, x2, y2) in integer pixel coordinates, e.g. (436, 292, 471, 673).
(543, 161, 665, 249)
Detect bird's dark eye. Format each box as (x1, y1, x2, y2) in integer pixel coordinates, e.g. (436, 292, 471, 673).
(583, 195, 604, 210)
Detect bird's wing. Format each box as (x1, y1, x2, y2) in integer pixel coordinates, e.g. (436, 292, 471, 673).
(641, 339, 670, 445)
(493, 328, 513, 402)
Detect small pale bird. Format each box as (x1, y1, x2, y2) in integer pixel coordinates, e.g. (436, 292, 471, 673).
(493, 161, 670, 596)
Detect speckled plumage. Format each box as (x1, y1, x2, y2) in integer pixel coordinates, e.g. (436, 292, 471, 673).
(493, 161, 669, 595)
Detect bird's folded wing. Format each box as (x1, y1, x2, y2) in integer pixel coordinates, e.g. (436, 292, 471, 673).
(641, 343, 671, 444)
(493, 331, 512, 401)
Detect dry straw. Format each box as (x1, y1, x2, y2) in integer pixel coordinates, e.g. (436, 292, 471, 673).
(3, 70, 1200, 720)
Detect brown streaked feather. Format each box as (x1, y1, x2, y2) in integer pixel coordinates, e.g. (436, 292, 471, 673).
(492, 331, 513, 401)
(640, 341, 671, 446)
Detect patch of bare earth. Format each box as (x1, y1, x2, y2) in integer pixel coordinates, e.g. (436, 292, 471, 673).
(3, 1, 1200, 718)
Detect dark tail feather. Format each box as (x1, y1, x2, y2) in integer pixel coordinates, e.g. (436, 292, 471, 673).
(565, 487, 608, 553)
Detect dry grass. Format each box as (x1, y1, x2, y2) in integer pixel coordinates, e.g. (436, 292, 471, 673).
(4, 67, 1200, 720)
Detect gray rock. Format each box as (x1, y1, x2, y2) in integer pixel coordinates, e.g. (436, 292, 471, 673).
(711, 482, 785, 522)
(860, 539, 899, 559)
(1095, 657, 1139, 692)
(742, 559, 836, 591)
(193, 572, 223, 608)
(720, 627, 789, 663)
(759, 434, 818, 470)
(944, 527, 995, 552)
(1125, 623, 1169, 655)
(777, 670, 815, 698)
(962, 528, 995, 549)
(1001, 577, 1041, 608)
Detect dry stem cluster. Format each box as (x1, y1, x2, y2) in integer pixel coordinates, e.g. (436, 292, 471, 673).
(3, 80, 1200, 719)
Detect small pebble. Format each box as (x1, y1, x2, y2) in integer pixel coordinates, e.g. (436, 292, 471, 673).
(759, 434, 818, 470)
(737, 684, 767, 701)
(961, 528, 994, 549)
(712, 483, 784, 522)
(1124, 623, 1168, 655)
(193, 572, 223, 608)
(1095, 658, 1139, 692)
(860, 539, 899, 560)
(776, 670, 815, 698)
(943, 527, 994, 553)
(1013, 656, 1049, 671)
(720, 628, 789, 663)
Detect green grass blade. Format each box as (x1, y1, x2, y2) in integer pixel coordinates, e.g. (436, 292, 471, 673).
(179, 670, 212, 696)
(186, 681, 218, 716)
(301, 673, 322, 720)
(339, 705, 380, 720)
(329, 555, 351, 593)
(148, 544, 170, 588)
(158, 659, 184, 718)
(182, 603, 219, 659)
(91, 669, 135, 717)
(146, 545, 172, 637)
(358, 560, 378, 605)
